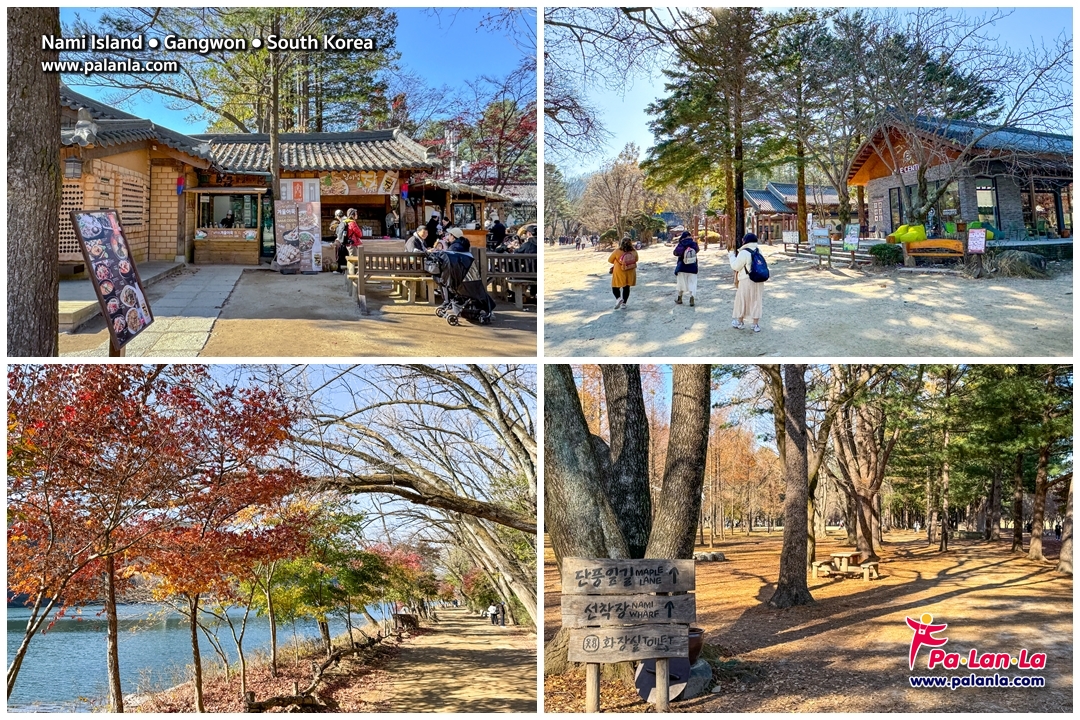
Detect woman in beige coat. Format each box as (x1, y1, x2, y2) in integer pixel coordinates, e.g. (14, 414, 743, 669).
(729, 232, 763, 332)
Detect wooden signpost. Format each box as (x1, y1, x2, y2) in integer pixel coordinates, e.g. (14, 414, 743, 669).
(561, 557, 695, 713)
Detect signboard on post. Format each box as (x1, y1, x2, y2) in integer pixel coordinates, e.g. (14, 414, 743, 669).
(782, 230, 799, 246)
(561, 557, 696, 712)
(812, 227, 832, 256)
(843, 224, 860, 252)
(71, 209, 154, 354)
(968, 228, 986, 254)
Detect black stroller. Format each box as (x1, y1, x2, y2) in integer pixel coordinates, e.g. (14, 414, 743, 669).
(425, 250, 496, 325)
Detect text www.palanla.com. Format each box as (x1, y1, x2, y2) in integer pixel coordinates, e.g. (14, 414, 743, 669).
(41, 59, 179, 75)
(910, 674, 1046, 690)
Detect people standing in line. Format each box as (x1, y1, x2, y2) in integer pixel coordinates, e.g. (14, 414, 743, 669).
(673, 230, 699, 306)
(729, 232, 765, 332)
(608, 235, 638, 310)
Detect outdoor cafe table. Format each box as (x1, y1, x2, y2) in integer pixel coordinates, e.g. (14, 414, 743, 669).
(829, 551, 862, 572)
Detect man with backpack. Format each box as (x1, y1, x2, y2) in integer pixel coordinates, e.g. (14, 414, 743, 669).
(728, 232, 769, 332)
(673, 230, 699, 306)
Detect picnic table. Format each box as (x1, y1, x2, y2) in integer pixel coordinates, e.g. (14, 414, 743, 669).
(829, 551, 862, 572)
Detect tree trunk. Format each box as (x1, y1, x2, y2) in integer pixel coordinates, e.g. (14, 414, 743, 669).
(318, 619, 332, 656)
(769, 364, 814, 608)
(104, 554, 124, 713)
(7, 7, 61, 356)
(269, 11, 282, 201)
(644, 365, 711, 559)
(544, 365, 630, 564)
(939, 433, 950, 552)
(987, 466, 1002, 541)
(1028, 443, 1051, 561)
(265, 581, 278, 676)
(734, 120, 745, 242)
(189, 595, 205, 713)
(1058, 474, 1072, 575)
(796, 140, 808, 244)
(1012, 453, 1025, 552)
(600, 365, 652, 558)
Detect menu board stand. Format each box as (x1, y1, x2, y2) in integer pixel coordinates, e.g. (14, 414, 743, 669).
(70, 209, 154, 352)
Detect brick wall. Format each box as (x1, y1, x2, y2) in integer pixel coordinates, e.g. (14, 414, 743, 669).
(149, 160, 182, 261)
(77, 159, 151, 261)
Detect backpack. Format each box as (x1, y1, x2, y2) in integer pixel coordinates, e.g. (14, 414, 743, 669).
(682, 246, 697, 265)
(620, 252, 637, 271)
(346, 220, 364, 247)
(747, 248, 769, 282)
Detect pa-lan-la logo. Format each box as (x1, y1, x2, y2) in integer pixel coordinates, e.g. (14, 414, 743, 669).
(906, 613, 1047, 671)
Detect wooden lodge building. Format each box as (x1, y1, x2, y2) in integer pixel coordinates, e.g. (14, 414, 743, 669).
(847, 117, 1073, 243)
(743, 182, 850, 242)
(59, 84, 441, 267)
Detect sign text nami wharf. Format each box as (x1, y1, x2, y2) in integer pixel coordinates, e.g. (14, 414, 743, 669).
(561, 557, 696, 712)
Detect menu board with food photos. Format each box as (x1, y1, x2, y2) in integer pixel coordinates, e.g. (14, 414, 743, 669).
(71, 209, 154, 350)
(273, 200, 322, 274)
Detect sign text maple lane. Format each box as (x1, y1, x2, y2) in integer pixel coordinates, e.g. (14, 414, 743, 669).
(561, 557, 695, 595)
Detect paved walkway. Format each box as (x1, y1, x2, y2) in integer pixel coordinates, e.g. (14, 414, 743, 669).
(61, 265, 250, 357)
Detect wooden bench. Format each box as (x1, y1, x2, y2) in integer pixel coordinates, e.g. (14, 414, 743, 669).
(903, 239, 964, 258)
(486, 252, 538, 309)
(349, 248, 437, 315)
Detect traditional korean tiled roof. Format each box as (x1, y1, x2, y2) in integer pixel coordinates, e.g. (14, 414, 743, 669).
(61, 117, 214, 161)
(767, 182, 842, 206)
(744, 188, 792, 214)
(60, 83, 140, 121)
(193, 130, 438, 173)
(415, 179, 511, 201)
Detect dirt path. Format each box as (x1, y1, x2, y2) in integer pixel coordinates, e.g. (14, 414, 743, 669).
(371, 607, 537, 712)
(543, 244, 1072, 357)
(544, 531, 1072, 713)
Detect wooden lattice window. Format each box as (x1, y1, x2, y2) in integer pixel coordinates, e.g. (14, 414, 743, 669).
(120, 178, 145, 227)
(59, 182, 84, 254)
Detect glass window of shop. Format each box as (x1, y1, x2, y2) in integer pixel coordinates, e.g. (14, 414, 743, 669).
(197, 194, 260, 229)
(451, 202, 479, 228)
(926, 180, 960, 234)
(975, 179, 999, 227)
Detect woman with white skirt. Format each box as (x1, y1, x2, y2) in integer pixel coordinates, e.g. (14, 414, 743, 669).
(729, 233, 764, 332)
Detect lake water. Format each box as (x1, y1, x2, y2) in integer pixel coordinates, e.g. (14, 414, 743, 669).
(7, 603, 386, 712)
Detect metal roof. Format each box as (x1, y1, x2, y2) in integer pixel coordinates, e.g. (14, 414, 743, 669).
(913, 116, 1072, 156)
(192, 130, 438, 173)
(744, 188, 792, 214)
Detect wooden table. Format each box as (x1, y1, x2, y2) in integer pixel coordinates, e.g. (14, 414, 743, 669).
(829, 551, 862, 572)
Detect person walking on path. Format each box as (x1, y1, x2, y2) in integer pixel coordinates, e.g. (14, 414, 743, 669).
(729, 232, 765, 332)
(608, 235, 638, 309)
(487, 603, 498, 625)
(498, 602, 507, 626)
(673, 230, 699, 306)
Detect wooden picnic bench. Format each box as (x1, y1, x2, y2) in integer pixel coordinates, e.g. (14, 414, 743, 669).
(486, 252, 538, 310)
(348, 247, 437, 315)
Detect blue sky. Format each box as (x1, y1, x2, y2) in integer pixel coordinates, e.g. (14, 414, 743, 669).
(58, 7, 535, 135)
(577, 6, 1074, 173)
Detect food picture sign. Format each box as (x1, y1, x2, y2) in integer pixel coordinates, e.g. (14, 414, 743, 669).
(320, 170, 399, 196)
(71, 209, 154, 350)
(273, 200, 323, 273)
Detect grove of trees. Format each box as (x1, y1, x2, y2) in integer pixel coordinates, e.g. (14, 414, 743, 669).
(544, 8, 1071, 245)
(545, 364, 1072, 668)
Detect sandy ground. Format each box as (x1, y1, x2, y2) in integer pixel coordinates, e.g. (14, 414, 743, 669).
(543, 244, 1073, 357)
(370, 606, 537, 712)
(543, 531, 1072, 713)
(200, 270, 537, 357)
